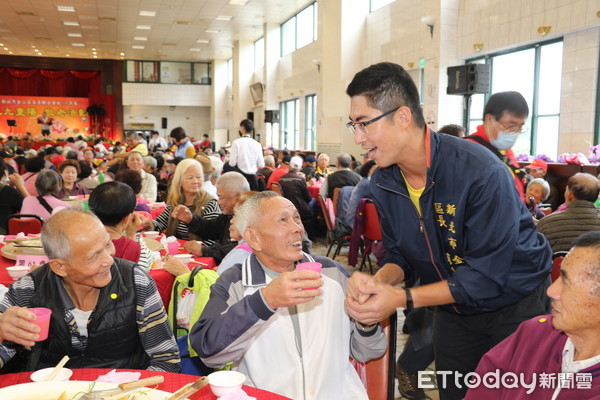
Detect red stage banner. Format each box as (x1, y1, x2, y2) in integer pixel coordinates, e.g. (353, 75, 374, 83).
(0, 96, 89, 138)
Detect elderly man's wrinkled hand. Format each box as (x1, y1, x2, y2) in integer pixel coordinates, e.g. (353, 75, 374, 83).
(172, 205, 193, 223)
(183, 241, 203, 256)
(262, 270, 323, 309)
(162, 255, 190, 277)
(0, 306, 41, 347)
(345, 282, 402, 326)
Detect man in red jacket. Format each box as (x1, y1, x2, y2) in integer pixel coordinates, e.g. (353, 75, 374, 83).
(465, 91, 529, 203)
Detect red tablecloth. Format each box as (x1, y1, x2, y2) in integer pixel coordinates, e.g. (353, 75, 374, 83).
(0, 368, 291, 400)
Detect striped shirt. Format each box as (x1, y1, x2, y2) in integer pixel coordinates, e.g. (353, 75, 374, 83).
(0, 264, 180, 372)
(151, 199, 220, 243)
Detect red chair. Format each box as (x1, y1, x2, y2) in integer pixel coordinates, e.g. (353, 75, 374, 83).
(359, 312, 397, 400)
(6, 214, 44, 235)
(271, 182, 282, 195)
(318, 195, 351, 260)
(551, 251, 568, 282)
(359, 201, 383, 273)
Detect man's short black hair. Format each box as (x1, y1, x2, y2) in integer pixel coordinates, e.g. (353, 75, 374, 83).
(240, 119, 254, 134)
(89, 181, 136, 227)
(359, 160, 377, 178)
(482, 91, 529, 121)
(346, 62, 425, 129)
(25, 156, 45, 173)
(115, 169, 143, 195)
(169, 127, 187, 141)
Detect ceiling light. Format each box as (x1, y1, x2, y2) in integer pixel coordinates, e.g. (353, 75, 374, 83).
(8, 51, 12, 54)
(67, 33, 82, 37)
(63, 21, 80, 26)
(34, 49, 40, 52)
(91, 47, 96, 51)
(139, 11, 156, 17)
(134, 36, 148, 41)
(57, 6, 75, 12)
(216, 15, 232, 21)
(72, 43, 85, 47)
(0, 43, 3, 46)
(189, 48, 201, 51)
(120, 52, 125, 56)
(66, 54, 70, 57)
(37, 53, 43, 56)
(132, 45, 145, 49)
(196, 39, 210, 43)
(136, 25, 151, 30)
(229, 0, 249, 4)
(93, 55, 97, 58)
(4, 47, 8, 51)
(205, 29, 220, 33)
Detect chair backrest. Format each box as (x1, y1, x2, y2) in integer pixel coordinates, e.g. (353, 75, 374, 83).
(551, 251, 568, 282)
(365, 312, 397, 400)
(363, 201, 383, 241)
(7, 214, 44, 235)
(332, 187, 342, 214)
(271, 182, 281, 195)
(318, 195, 335, 231)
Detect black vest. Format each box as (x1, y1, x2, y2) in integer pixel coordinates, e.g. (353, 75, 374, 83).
(327, 170, 361, 199)
(22, 259, 150, 371)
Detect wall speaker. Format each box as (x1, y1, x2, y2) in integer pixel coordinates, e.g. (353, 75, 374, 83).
(247, 112, 254, 121)
(447, 64, 491, 95)
(161, 117, 167, 129)
(264, 110, 280, 123)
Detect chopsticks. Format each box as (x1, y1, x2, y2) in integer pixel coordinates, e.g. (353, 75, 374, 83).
(189, 260, 208, 266)
(166, 376, 208, 400)
(44, 355, 69, 382)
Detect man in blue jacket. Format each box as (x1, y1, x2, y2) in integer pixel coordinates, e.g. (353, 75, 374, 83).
(344, 62, 551, 400)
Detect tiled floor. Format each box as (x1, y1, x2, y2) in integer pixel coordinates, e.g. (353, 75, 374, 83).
(311, 237, 440, 400)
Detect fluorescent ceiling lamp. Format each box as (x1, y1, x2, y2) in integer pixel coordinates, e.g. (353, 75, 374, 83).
(205, 29, 219, 33)
(57, 6, 75, 12)
(136, 25, 151, 30)
(189, 48, 201, 51)
(216, 15, 232, 21)
(67, 33, 82, 37)
(72, 43, 85, 47)
(134, 36, 148, 41)
(63, 21, 80, 26)
(132, 45, 145, 49)
(196, 39, 210, 43)
(139, 11, 156, 17)
(229, 0, 249, 5)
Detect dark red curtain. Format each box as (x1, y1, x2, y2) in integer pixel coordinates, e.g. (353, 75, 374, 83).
(0, 67, 118, 139)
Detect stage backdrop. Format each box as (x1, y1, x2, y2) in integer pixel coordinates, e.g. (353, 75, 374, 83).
(0, 96, 89, 138)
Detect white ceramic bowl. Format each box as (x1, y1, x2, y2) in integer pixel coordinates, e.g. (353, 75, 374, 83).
(144, 231, 160, 239)
(6, 266, 30, 280)
(30, 367, 73, 382)
(174, 253, 193, 264)
(208, 371, 246, 397)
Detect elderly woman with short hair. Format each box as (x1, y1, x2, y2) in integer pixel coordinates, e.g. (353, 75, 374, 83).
(526, 178, 551, 220)
(56, 159, 90, 199)
(127, 151, 157, 202)
(21, 169, 71, 220)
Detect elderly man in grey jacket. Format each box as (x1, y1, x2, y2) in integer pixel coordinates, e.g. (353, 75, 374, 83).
(537, 172, 600, 253)
(190, 191, 387, 400)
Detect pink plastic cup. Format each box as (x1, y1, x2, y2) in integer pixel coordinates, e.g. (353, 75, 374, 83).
(167, 241, 179, 255)
(30, 307, 52, 341)
(296, 262, 322, 290)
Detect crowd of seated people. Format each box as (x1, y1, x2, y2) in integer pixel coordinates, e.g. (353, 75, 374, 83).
(0, 110, 598, 400)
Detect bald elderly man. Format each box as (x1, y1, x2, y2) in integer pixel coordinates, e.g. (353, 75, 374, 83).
(0, 209, 179, 372)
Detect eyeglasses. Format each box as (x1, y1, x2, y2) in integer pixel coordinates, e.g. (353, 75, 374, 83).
(493, 117, 528, 134)
(346, 107, 399, 135)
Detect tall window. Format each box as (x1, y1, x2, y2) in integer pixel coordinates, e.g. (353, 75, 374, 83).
(370, 0, 395, 12)
(280, 99, 299, 149)
(254, 37, 264, 70)
(467, 40, 563, 159)
(281, 2, 317, 56)
(305, 95, 317, 150)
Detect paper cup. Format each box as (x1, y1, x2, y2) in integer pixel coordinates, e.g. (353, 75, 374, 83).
(296, 262, 322, 290)
(167, 241, 179, 255)
(30, 307, 52, 341)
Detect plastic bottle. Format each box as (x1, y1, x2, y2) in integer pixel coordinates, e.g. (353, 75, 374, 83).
(98, 172, 105, 184)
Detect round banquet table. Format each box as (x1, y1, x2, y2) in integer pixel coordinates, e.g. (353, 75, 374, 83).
(0, 368, 292, 400)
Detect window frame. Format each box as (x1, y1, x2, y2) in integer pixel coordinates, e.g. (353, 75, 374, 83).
(124, 60, 212, 85)
(280, 2, 317, 57)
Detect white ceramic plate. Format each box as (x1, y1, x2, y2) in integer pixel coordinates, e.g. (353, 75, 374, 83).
(0, 381, 186, 400)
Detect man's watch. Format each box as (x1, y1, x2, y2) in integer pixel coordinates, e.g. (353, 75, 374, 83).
(405, 287, 414, 312)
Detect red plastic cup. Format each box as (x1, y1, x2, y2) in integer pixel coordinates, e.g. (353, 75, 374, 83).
(30, 307, 52, 341)
(167, 241, 179, 255)
(296, 262, 322, 290)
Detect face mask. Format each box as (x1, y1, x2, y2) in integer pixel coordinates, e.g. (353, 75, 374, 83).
(490, 130, 519, 151)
